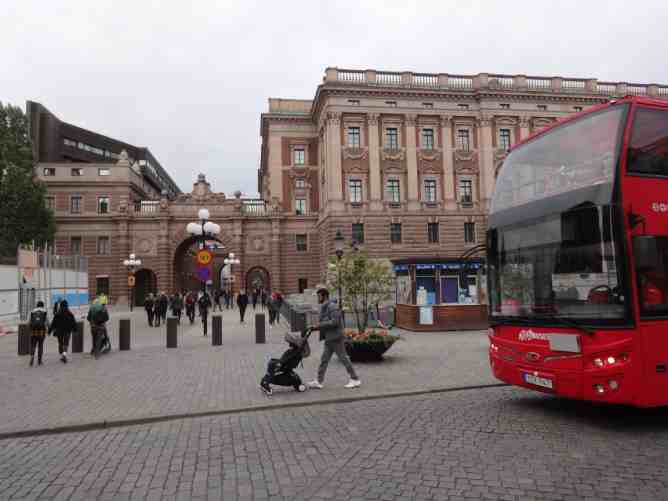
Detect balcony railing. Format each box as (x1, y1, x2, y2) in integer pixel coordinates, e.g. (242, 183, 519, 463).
(241, 200, 281, 217)
(134, 201, 159, 214)
(324, 67, 668, 99)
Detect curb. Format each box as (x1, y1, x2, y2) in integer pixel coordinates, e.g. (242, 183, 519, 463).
(0, 383, 509, 440)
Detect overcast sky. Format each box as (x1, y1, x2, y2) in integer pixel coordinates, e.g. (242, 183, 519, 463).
(3, 1, 667, 196)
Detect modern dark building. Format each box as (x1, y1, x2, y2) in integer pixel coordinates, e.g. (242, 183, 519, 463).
(27, 101, 180, 197)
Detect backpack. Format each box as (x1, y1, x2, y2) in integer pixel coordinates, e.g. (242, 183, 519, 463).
(30, 310, 47, 330)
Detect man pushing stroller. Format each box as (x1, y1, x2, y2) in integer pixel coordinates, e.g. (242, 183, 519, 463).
(260, 329, 312, 396)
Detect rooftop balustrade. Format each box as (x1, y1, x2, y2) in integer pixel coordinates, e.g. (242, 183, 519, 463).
(323, 67, 668, 99)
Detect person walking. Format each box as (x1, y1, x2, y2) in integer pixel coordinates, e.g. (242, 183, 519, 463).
(251, 289, 258, 310)
(48, 299, 77, 363)
(87, 299, 110, 359)
(237, 289, 249, 323)
(198, 291, 212, 336)
(261, 288, 268, 310)
(307, 287, 361, 390)
(157, 292, 169, 326)
(185, 291, 196, 324)
(273, 291, 283, 325)
(28, 300, 49, 366)
(144, 293, 155, 327)
(171, 292, 184, 324)
(213, 289, 223, 312)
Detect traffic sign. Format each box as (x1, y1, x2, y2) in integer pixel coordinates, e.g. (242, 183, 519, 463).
(128, 275, 135, 287)
(197, 267, 211, 282)
(197, 250, 213, 266)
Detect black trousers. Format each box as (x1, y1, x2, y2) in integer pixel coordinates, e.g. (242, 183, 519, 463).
(147, 310, 154, 326)
(57, 332, 71, 354)
(30, 335, 45, 361)
(239, 305, 247, 322)
(202, 313, 208, 335)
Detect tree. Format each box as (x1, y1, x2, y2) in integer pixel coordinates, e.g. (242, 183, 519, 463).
(326, 249, 395, 333)
(0, 102, 55, 257)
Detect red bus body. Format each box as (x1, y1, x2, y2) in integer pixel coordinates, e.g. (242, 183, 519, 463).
(487, 96, 668, 407)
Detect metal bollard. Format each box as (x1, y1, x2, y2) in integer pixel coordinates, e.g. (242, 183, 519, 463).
(18, 324, 30, 356)
(166, 317, 178, 348)
(72, 321, 84, 353)
(255, 313, 266, 344)
(119, 319, 131, 351)
(212, 315, 222, 346)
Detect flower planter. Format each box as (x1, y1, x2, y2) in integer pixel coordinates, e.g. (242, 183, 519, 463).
(344, 329, 399, 362)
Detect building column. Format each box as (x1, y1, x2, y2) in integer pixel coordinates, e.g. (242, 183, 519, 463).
(234, 219, 244, 294)
(326, 112, 344, 211)
(477, 118, 495, 210)
(156, 217, 171, 293)
(519, 118, 531, 140)
(270, 219, 281, 291)
(367, 113, 383, 211)
(115, 218, 131, 306)
(405, 114, 420, 211)
(440, 115, 456, 210)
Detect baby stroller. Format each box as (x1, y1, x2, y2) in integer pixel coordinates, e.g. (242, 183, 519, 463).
(260, 329, 312, 396)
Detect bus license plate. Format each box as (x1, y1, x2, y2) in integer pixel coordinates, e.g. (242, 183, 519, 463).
(524, 373, 553, 389)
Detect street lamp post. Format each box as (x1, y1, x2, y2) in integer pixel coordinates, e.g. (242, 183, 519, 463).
(186, 208, 221, 294)
(122, 253, 141, 312)
(223, 252, 240, 303)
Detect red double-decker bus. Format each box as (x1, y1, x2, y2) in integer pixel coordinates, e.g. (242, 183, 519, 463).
(487, 96, 668, 407)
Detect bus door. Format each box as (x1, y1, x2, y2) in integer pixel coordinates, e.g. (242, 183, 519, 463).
(634, 236, 668, 405)
(626, 105, 668, 405)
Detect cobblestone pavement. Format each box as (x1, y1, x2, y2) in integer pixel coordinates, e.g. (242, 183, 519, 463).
(2, 386, 668, 500)
(0, 309, 494, 435)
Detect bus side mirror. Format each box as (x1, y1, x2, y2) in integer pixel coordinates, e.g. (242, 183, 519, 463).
(633, 236, 659, 271)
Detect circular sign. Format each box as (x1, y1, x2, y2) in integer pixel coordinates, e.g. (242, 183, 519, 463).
(197, 250, 213, 266)
(127, 275, 136, 287)
(197, 266, 211, 282)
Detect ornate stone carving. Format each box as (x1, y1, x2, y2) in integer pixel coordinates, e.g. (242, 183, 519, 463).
(417, 149, 441, 162)
(477, 118, 492, 127)
(326, 111, 341, 125)
(366, 113, 379, 126)
(135, 237, 157, 256)
(519, 119, 531, 128)
(383, 161, 406, 173)
(404, 114, 417, 127)
(495, 116, 518, 126)
(533, 117, 553, 128)
(418, 163, 443, 174)
(246, 234, 269, 255)
(440, 115, 451, 127)
(455, 162, 479, 175)
(382, 148, 405, 161)
(343, 163, 369, 174)
(343, 147, 369, 160)
(454, 149, 476, 162)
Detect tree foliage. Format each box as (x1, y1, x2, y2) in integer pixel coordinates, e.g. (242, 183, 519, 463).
(0, 102, 55, 257)
(326, 249, 395, 332)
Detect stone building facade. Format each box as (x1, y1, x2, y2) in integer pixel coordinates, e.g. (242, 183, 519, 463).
(37, 68, 668, 309)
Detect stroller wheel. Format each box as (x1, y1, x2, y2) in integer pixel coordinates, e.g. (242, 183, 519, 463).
(296, 384, 307, 392)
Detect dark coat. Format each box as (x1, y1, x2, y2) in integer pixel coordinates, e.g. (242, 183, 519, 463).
(49, 309, 77, 337)
(237, 293, 249, 308)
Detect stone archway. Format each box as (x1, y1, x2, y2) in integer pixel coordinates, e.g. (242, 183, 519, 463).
(134, 268, 157, 306)
(173, 235, 225, 293)
(245, 266, 271, 293)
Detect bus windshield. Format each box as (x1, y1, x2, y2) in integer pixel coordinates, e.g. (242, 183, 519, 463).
(488, 105, 630, 325)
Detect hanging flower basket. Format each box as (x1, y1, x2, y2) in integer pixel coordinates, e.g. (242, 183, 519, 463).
(344, 329, 400, 362)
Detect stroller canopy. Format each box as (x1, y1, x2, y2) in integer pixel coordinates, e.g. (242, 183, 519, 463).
(284, 331, 310, 359)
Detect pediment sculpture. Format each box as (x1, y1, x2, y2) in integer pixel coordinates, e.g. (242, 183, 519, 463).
(382, 148, 405, 161)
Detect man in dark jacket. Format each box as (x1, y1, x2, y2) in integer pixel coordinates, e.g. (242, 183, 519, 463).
(144, 293, 155, 327)
(307, 287, 361, 389)
(157, 293, 169, 325)
(49, 299, 77, 363)
(237, 290, 249, 323)
(28, 301, 49, 366)
(198, 291, 212, 336)
(87, 299, 110, 359)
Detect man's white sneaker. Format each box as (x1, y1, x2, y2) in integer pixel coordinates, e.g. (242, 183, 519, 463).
(344, 379, 361, 389)
(307, 380, 323, 389)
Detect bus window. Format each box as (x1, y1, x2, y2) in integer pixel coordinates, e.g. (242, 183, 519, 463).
(636, 237, 668, 315)
(628, 108, 668, 176)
